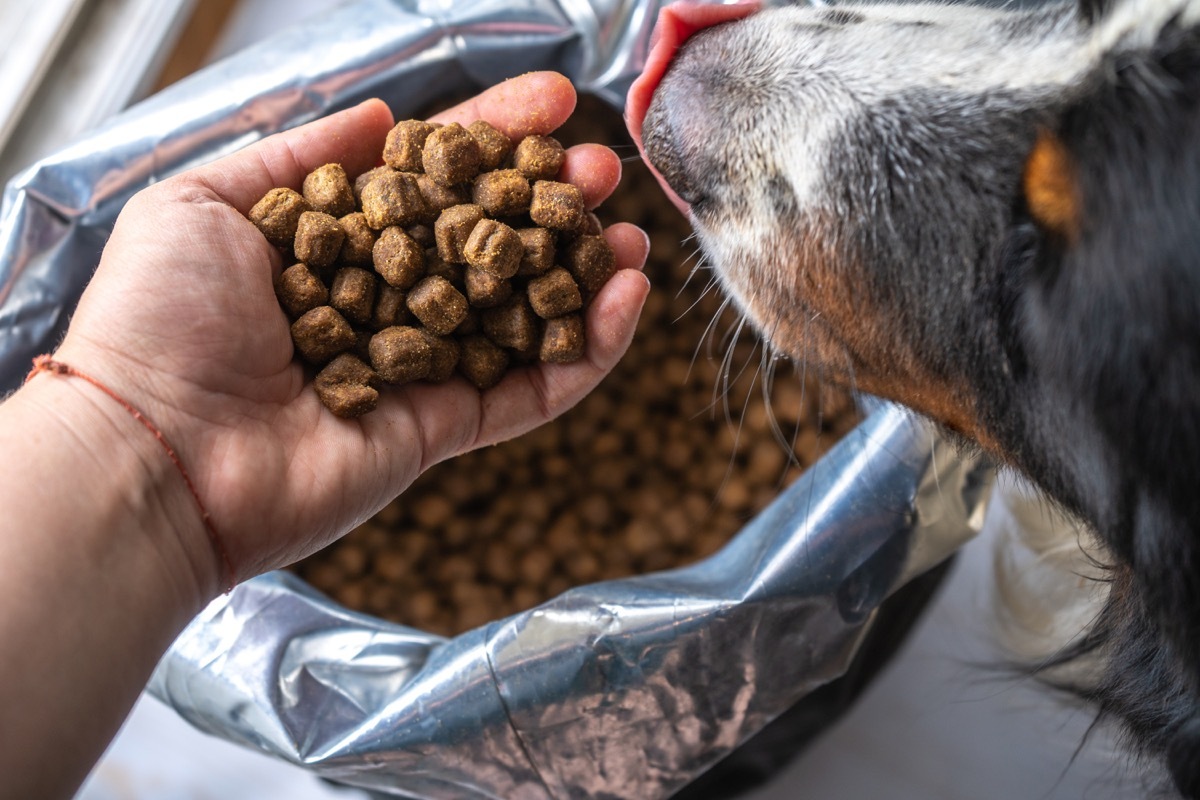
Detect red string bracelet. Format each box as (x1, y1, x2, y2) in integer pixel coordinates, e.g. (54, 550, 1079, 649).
(25, 355, 236, 593)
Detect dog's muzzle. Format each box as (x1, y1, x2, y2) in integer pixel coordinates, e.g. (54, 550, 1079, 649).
(626, 0, 761, 215)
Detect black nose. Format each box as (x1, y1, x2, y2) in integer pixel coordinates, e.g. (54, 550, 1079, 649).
(641, 94, 707, 207)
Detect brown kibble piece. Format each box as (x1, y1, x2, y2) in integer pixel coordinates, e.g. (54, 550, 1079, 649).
(425, 248, 464, 287)
(422, 122, 482, 187)
(417, 174, 470, 218)
(372, 285, 411, 330)
(483, 298, 540, 351)
(354, 166, 391, 202)
(314, 354, 381, 418)
(406, 224, 435, 248)
(435, 204, 485, 264)
(339, 212, 377, 266)
(373, 226, 424, 289)
(580, 211, 604, 236)
(369, 326, 432, 384)
(421, 331, 461, 383)
(330, 267, 377, 326)
(303, 163, 355, 218)
(540, 314, 585, 363)
(527, 268, 583, 319)
(458, 335, 509, 389)
(530, 181, 585, 231)
(275, 263, 328, 318)
(564, 235, 618, 293)
(464, 266, 513, 308)
(361, 171, 427, 229)
(383, 120, 438, 172)
(468, 120, 513, 171)
(514, 135, 566, 181)
(291, 306, 356, 364)
(472, 169, 530, 217)
(406, 276, 468, 335)
(249, 187, 309, 248)
(463, 219, 522, 278)
(516, 227, 555, 276)
(294, 211, 345, 269)
(457, 308, 481, 335)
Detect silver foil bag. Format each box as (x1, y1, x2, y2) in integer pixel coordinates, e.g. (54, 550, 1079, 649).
(0, 0, 995, 797)
(151, 405, 991, 799)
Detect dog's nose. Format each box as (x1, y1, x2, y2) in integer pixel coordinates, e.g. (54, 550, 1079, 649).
(641, 95, 705, 210)
(626, 0, 761, 216)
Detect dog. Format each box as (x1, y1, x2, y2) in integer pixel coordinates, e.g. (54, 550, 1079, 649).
(627, 0, 1200, 794)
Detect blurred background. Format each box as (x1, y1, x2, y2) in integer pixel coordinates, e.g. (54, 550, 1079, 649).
(0, 1, 1146, 798)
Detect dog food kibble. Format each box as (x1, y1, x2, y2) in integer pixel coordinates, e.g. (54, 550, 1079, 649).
(338, 212, 377, 266)
(468, 120, 513, 171)
(435, 204, 485, 264)
(517, 227, 556, 276)
(422, 331, 461, 383)
(354, 166, 391, 202)
(527, 267, 582, 319)
(330, 267, 377, 327)
(373, 226, 425, 290)
(372, 285, 411, 330)
(249, 187, 309, 247)
(417, 174, 470, 217)
(563, 235, 617, 293)
(540, 314, 585, 363)
(275, 263, 328, 318)
(458, 334, 509, 389)
(383, 120, 439, 172)
(314, 354, 381, 418)
(369, 325, 432, 384)
(291, 306, 356, 364)
(530, 180, 585, 230)
(294, 211, 345, 269)
(464, 219, 522, 278)
(514, 134, 566, 181)
(406, 275, 468, 336)
(303, 163, 355, 218)
(465, 266, 513, 308)
(473, 169, 531, 217)
(254, 118, 613, 417)
(361, 170, 427, 230)
(482, 297, 539, 351)
(425, 249, 465, 288)
(423, 122, 482, 187)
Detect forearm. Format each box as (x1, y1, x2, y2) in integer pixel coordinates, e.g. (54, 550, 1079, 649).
(0, 374, 214, 798)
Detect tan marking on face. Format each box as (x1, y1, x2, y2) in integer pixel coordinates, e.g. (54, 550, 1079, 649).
(1024, 129, 1081, 243)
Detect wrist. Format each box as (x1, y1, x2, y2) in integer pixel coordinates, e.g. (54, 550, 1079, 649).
(14, 363, 221, 615)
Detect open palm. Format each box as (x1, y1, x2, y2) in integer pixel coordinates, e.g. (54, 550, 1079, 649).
(55, 72, 650, 589)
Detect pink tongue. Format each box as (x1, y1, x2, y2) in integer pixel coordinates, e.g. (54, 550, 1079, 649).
(626, 1, 761, 214)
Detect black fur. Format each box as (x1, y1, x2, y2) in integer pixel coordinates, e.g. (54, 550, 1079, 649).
(1009, 17, 1200, 794)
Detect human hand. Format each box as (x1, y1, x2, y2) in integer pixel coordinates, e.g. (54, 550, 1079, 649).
(53, 72, 651, 594)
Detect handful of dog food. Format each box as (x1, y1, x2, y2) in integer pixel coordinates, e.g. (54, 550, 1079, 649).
(250, 119, 617, 418)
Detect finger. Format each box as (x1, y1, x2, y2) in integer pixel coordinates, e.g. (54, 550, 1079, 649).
(428, 72, 576, 139)
(559, 144, 622, 209)
(182, 99, 395, 214)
